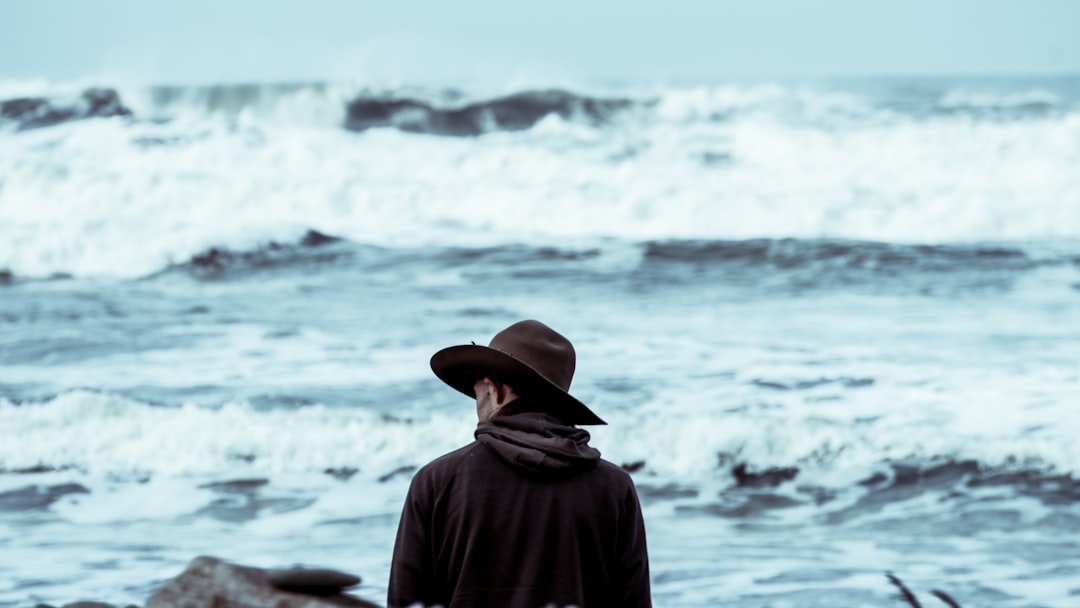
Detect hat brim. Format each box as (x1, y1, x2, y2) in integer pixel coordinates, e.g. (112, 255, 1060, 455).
(431, 344, 606, 425)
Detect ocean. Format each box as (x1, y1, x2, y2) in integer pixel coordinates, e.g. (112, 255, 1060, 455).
(1, 76, 1079, 607)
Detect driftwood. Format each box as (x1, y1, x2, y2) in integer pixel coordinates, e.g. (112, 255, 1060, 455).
(888, 572, 962, 608)
(145, 556, 380, 608)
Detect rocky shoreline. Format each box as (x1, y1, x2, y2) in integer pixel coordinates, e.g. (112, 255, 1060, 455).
(30, 557, 964, 608)
(32, 556, 381, 608)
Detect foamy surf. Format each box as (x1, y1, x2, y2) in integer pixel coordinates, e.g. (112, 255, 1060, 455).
(2, 79, 1079, 278)
(2, 390, 1076, 483)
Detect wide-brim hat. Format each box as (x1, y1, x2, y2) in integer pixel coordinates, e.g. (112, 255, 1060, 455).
(430, 320, 606, 425)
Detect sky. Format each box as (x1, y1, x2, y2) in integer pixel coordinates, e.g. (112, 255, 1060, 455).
(1, 0, 1079, 86)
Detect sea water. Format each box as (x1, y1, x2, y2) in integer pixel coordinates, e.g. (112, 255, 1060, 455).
(1, 77, 1079, 607)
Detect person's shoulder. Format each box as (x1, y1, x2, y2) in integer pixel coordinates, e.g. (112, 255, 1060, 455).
(415, 441, 486, 477)
(592, 459, 647, 510)
(592, 458, 637, 486)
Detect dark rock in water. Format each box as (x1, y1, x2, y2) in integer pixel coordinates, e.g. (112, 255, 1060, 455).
(146, 556, 380, 607)
(268, 567, 361, 596)
(1, 88, 132, 130)
(621, 460, 646, 473)
(60, 602, 117, 608)
(0, 269, 12, 285)
(732, 462, 799, 488)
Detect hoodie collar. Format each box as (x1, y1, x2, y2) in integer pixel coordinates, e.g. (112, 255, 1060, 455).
(475, 411, 601, 475)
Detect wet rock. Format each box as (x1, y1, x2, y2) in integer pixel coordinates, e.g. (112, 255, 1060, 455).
(145, 556, 380, 607)
(268, 567, 361, 596)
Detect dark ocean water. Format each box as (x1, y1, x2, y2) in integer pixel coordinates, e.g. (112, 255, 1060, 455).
(1, 77, 1079, 607)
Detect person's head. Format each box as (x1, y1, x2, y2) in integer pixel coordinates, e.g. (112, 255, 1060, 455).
(472, 377, 519, 422)
(430, 319, 606, 425)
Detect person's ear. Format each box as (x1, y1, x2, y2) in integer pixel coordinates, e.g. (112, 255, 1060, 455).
(496, 382, 515, 406)
(478, 377, 496, 398)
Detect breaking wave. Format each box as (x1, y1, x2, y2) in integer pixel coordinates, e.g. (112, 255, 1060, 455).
(1, 391, 1075, 487)
(2, 78, 1079, 278)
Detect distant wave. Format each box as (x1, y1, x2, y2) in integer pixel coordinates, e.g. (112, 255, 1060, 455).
(0, 85, 638, 135)
(3, 79, 1075, 134)
(161, 229, 348, 280)
(0, 88, 131, 130)
(342, 89, 635, 136)
(4, 236, 1071, 292)
(639, 240, 1077, 289)
(934, 89, 1066, 119)
(644, 239, 1036, 266)
(3, 78, 1079, 278)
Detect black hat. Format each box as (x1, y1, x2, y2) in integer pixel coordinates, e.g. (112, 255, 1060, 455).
(430, 320, 605, 425)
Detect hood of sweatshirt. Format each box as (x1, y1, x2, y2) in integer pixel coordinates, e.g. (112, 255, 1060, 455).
(475, 411, 601, 476)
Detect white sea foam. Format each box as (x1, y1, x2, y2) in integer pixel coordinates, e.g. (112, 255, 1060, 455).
(2, 390, 1075, 483)
(0, 391, 472, 478)
(2, 83, 1079, 278)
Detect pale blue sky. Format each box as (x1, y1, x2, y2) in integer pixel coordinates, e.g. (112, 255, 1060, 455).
(1, 0, 1078, 85)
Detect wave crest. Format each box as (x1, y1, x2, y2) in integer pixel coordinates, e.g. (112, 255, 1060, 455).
(342, 89, 634, 136)
(0, 88, 131, 130)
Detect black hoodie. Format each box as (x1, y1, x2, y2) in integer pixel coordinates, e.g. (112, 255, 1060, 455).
(388, 410, 651, 608)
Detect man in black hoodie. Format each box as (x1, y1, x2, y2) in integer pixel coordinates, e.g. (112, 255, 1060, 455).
(388, 320, 651, 608)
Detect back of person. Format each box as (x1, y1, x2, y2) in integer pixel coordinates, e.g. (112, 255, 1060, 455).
(389, 409, 649, 608)
(387, 320, 651, 608)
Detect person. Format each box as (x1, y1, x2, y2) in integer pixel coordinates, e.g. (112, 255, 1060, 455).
(388, 319, 651, 608)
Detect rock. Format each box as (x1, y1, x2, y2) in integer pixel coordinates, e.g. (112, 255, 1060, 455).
(145, 556, 380, 608)
(268, 567, 361, 596)
(60, 602, 116, 608)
